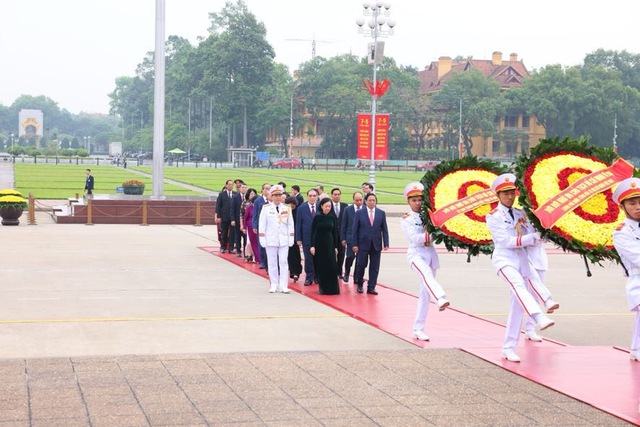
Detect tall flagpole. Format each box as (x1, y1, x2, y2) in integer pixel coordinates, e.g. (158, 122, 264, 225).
(152, 0, 166, 198)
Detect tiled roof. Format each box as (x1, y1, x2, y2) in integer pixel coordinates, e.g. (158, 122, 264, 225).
(418, 53, 530, 93)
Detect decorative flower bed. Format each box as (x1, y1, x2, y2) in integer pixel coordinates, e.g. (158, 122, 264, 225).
(122, 179, 145, 195)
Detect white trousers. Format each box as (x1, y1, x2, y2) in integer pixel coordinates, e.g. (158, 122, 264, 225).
(410, 257, 446, 332)
(524, 269, 553, 331)
(266, 245, 290, 292)
(498, 266, 543, 351)
(632, 308, 640, 352)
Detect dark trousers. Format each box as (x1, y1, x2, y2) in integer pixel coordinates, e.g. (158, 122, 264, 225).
(302, 244, 315, 281)
(344, 254, 356, 278)
(354, 249, 381, 290)
(336, 244, 345, 275)
(219, 220, 231, 249)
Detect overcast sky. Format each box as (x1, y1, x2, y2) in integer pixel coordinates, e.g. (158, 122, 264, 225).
(0, 0, 637, 115)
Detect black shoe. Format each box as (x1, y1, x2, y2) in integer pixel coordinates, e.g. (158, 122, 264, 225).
(367, 289, 378, 295)
(259, 265, 266, 269)
(237, 252, 243, 258)
(314, 278, 319, 284)
(229, 250, 236, 254)
(342, 275, 349, 282)
(304, 280, 312, 286)
(356, 284, 363, 293)
(220, 249, 226, 254)
(292, 275, 299, 283)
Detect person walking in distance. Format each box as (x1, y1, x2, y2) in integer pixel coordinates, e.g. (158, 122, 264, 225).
(216, 180, 235, 253)
(352, 193, 389, 295)
(296, 189, 319, 286)
(612, 178, 640, 362)
(340, 192, 364, 283)
(328, 187, 348, 281)
(258, 185, 294, 293)
(400, 182, 450, 341)
(84, 169, 94, 196)
(252, 183, 271, 269)
(486, 173, 555, 362)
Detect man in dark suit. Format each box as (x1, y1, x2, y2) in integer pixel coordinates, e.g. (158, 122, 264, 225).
(84, 169, 94, 196)
(295, 188, 319, 285)
(252, 183, 271, 269)
(328, 187, 349, 280)
(216, 179, 235, 253)
(291, 185, 304, 207)
(352, 193, 389, 295)
(340, 191, 364, 283)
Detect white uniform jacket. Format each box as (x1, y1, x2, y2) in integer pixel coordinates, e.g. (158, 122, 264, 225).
(486, 204, 539, 276)
(612, 218, 640, 311)
(258, 203, 295, 248)
(400, 211, 439, 269)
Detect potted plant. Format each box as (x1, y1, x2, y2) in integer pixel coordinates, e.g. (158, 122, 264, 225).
(0, 190, 28, 225)
(122, 179, 145, 195)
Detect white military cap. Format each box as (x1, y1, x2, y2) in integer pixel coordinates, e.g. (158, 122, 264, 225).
(491, 173, 517, 193)
(613, 178, 640, 204)
(269, 184, 284, 196)
(403, 182, 424, 199)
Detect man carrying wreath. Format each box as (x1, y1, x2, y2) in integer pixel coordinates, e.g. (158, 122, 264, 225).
(486, 173, 556, 362)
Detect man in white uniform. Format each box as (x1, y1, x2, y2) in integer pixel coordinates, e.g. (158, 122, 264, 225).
(486, 173, 555, 362)
(259, 185, 295, 293)
(400, 182, 450, 341)
(611, 177, 640, 362)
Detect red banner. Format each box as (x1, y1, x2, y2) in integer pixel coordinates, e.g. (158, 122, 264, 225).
(534, 158, 634, 229)
(429, 188, 497, 227)
(357, 114, 389, 160)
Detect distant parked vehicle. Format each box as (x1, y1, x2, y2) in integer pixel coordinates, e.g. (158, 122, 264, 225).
(272, 158, 302, 169)
(415, 161, 440, 172)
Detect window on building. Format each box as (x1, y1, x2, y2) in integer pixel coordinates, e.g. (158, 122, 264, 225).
(522, 115, 530, 129)
(492, 140, 501, 155)
(504, 115, 518, 128)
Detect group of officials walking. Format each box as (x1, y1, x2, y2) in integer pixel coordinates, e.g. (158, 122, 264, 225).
(215, 175, 640, 368)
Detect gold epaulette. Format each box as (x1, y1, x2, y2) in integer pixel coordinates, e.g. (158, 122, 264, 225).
(488, 207, 498, 214)
(615, 223, 626, 231)
(401, 213, 411, 219)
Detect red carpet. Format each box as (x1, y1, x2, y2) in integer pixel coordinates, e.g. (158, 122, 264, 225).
(201, 246, 640, 425)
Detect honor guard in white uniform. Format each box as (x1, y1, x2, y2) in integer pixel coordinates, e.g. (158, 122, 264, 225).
(259, 185, 295, 293)
(486, 173, 555, 362)
(400, 182, 450, 341)
(611, 178, 640, 362)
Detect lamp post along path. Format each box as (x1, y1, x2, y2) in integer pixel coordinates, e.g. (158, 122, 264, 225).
(356, 1, 396, 191)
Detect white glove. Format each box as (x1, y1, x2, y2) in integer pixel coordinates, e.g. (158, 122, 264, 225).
(522, 232, 541, 247)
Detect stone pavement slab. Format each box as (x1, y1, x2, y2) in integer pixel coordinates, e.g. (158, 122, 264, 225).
(0, 350, 632, 427)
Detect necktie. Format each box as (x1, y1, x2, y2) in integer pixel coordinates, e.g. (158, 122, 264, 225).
(369, 209, 374, 226)
(276, 205, 279, 213)
(228, 191, 232, 199)
(508, 207, 514, 220)
(311, 204, 315, 217)
(335, 203, 339, 217)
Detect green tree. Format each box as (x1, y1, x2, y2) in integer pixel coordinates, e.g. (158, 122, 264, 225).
(430, 70, 506, 156)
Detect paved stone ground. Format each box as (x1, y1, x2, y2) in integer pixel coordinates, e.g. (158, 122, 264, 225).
(0, 350, 632, 427)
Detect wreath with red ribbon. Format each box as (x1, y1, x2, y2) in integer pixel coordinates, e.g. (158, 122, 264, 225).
(420, 156, 509, 257)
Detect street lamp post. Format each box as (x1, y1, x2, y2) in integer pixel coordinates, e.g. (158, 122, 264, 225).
(84, 136, 91, 155)
(10, 133, 14, 150)
(356, 1, 395, 191)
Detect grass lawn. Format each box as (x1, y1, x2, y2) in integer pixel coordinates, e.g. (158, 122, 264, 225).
(13, 164, 205, 199)
(12, 163, 427, 203)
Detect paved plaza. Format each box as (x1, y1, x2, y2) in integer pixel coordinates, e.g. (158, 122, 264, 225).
(0, 162, 636, 426)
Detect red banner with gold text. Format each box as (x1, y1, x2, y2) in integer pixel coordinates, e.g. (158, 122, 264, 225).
(429, 188, 498, 227)
(534, 158, 634, 228)
(357, 114, 389, 160)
